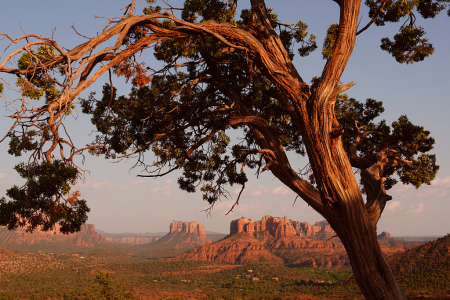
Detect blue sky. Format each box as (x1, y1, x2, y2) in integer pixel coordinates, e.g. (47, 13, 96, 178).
(0, 1, 449, 236)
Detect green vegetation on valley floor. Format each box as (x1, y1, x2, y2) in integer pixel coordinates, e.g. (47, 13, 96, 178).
(1, 236, 450, 300)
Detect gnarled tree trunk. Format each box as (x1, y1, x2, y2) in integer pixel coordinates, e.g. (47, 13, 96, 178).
(249, 0, 407, 299)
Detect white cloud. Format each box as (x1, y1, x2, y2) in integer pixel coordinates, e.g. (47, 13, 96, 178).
(148, 185, 171, 195)
(77, 180, 146, 190)
(390, 184, 414, 199)
(165, 178, 173, 184)
(430, 176, 450, 188)
(406, 203, 425, 214)
(233, 188, 242, 195)
(0, 173, 6, 179)
(271, 186, 290, 195)
(206, 199, 271, 215)
(150, 187, 161, 193)
(390, 177, 450, 199)
(90, 181, 114, 190)
(117, 180, 145, 190)
(251, 190, 262, 196)
(417, 188, 447, 198)
(385, 200, 402, 212)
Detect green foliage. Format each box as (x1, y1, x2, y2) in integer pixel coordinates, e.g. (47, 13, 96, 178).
(322, 24, 339, 59)
(364, 0, 449, 62)
(91, 271, 137, 299)
(15, 45, 61, 101)
(181, 0, 236, 23)
(391, 115, 438, 187)
(2, 251, 447, 299)
(15, 77, 45, 100)
(0, 160, 90, 234)
(365, 0, 449, 25)
(7, 130, 39, 157)
(335, 94, 438, 190)
(380, 25, 434, 63)
(294, 21, 318, 57)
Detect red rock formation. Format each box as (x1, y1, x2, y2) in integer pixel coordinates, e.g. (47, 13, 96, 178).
(170, 221, 211, 244)
(177, 216, 411, 268)
(173, 232, 283, 264)
(231, 216, 335, 239)
(0, 224, 109, 248)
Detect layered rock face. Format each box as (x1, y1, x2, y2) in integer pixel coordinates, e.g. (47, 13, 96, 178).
(169, 221, 211, 244)
(176, 215, 412, 268)
(173, 232, 283, 264)
(0, 224, 109, 248)
(230, 215, 336, 240)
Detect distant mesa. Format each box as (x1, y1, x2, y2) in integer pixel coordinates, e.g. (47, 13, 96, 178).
(174, 215, 418, 268)
(170, 220, 211, 244)
(0, 224, 111, 251)
(138, 221, 211, 249)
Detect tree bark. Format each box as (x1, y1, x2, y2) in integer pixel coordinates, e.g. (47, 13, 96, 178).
(249, 0, 407, 299)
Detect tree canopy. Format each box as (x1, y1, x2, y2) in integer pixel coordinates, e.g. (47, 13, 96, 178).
(0, 0, 448, 298)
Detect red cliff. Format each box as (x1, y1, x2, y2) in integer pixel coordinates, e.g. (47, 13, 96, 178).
(170, 221, 211, 244)
(0, 224, 110, 248)
(176, 216, 412, 268)
(230, 216, 335, 240)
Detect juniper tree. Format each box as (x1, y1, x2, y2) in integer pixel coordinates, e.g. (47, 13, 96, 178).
(0, 0, 448, 299)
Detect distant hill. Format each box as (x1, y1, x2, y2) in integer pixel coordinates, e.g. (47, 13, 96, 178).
(0, 224, 116, 253)
(98, 230, 226, 244)
(388, 234, 450, 298)
(377, 231, 422, 247)
(96, 229, 167, 237)
(393, 235, 444, 243)
(173, 215, 411, 268)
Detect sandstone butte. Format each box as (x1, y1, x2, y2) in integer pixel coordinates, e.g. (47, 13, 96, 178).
(0, 224, 109, 247)
(103, 221, 212, 245)
(170, 220, 211, 244)
(174, 215, 412, 268)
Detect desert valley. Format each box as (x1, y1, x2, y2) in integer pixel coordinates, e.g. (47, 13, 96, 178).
(0, 215, 448, 299)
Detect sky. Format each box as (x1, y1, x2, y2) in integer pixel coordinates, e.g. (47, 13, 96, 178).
(0, 1, 449, 236)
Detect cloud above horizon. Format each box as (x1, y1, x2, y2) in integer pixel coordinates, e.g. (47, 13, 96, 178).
(77, 180, 146, 190)
(385, 200, 402, 213)
(390, 176, 450, 199)
(234, 185, 293, 198)
(405, 203, 425, 214)
(0, 173, 6, 180)
(203, 199, 272, 216)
